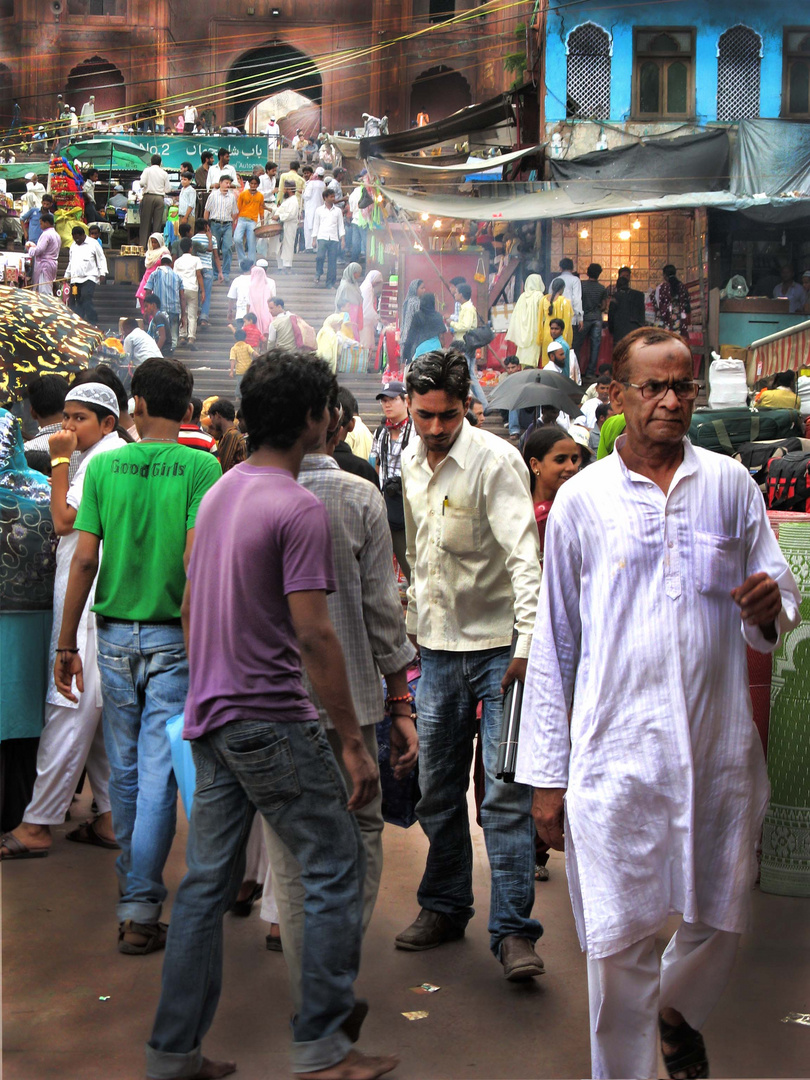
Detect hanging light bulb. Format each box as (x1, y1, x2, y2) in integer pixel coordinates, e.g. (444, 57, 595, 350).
(433, 219, 443, 229)
(420, 212, 430, 222)
(632, 218, 641, 230)
(619, 230, 631, 241)
(459, 234, 466, 244)
(580, 227, 589, 239)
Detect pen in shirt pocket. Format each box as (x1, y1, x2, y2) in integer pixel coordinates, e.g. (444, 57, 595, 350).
(442, 495, 449, 515)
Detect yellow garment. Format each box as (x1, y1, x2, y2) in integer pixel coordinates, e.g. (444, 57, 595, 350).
(278, 170, 305, 206)
(230, 340, 255, 376)
(506, 274, 546, 368)
(316, 313, 354, 373)
(538, 295, 574, 357)
(755, 387, 801, 410)
(345, 415, 373, 461)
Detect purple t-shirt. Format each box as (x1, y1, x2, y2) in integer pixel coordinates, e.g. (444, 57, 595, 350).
(184, 463, 336, 739)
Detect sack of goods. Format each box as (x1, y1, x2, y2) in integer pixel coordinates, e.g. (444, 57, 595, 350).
(708, 357, 748, 410)
(689, 407, 802, 456)
(766, 450, 810, 513)
(337, 340, 369, 374)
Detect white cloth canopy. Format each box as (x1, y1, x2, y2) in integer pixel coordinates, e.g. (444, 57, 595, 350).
(515, 439, 801, 959)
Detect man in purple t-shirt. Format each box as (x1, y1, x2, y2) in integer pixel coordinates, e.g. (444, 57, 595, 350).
(146, 351, 397, 1080)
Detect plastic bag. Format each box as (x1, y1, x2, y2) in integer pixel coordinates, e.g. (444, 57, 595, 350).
(166, 712, 196, 817)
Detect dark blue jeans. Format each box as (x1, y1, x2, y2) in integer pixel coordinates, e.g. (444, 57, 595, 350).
(315, 239, 339, 286)
(415, 646, 541, 957)
(146, 718, 364, 1077)
(580, 319, 603, 377)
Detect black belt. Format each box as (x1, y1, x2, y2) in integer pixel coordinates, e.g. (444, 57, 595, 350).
(211, 219, 232, 224)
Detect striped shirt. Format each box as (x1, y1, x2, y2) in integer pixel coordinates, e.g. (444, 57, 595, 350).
(148, 265, 184, 315)
(191, 231, 218, 271)
(297, 454, 415, 728)
(204, 189, 237, 222)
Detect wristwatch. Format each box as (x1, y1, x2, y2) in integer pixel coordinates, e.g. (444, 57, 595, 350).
(50, 457, 71, 468)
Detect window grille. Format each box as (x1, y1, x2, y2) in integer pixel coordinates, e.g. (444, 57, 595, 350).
(717, 26, 761, 121)
(567, 23, 611, 120)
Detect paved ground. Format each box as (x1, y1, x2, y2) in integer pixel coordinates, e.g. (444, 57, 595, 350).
(2, 785, 808, 1079)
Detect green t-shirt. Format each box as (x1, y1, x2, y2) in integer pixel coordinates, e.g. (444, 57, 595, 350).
(75, 442, 221, 621)
(596, 413, 626, 459)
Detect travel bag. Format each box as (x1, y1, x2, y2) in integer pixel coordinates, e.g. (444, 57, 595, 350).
(766, 451, 810, 513)
(689, 408, 801, 455)
(733, 438, 805, 490)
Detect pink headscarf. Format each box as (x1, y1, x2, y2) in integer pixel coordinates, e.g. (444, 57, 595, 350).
(247, 265, 276, 337)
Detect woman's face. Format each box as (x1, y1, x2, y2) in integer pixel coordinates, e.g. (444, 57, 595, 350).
(530, 438, 580, 497)
(416, 283, 426, 298)
(353, 267, 362, 282)
(549, 323, 562, 340)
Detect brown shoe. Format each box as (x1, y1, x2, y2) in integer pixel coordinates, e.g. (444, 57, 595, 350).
(394, 908, 465, 951)
(118, 919, 168, 955)
(499, 935, 545, 981)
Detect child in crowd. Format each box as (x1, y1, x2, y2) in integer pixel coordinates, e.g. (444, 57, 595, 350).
(228, 328, 255, 399)
(241, 311, 264, 353)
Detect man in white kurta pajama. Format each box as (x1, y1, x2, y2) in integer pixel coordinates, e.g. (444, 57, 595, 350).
(516, 327, 801, 1080)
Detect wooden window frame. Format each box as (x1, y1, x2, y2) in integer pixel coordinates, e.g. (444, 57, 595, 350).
(632, 27, 696, 121)
(782, 27, 810, 118)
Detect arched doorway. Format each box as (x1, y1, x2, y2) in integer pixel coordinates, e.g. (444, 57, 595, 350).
(0, 64, 12, 129)
(229, 43, 322, 129)
(64, 57, 125, 122)
(410, 66, 472, 125)
(244, 90, 320, 141)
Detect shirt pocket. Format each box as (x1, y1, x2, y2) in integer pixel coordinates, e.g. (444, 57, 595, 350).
(439, 506, 479, 555)
(693, 530, 742, 596)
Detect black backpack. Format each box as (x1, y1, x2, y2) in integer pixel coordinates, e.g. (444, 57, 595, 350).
(733, 438, 804, 490)
(766, 450, 810, 512)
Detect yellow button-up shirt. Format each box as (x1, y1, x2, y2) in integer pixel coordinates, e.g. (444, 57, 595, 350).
(402, 419, 541, 658)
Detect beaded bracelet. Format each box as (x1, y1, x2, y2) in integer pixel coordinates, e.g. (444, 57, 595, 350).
(386, 693, 413, 704)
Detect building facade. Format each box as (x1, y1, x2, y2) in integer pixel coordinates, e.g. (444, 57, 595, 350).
(0, 0, 524, 133)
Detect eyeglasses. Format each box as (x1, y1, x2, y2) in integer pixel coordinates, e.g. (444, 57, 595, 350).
(622, 379, 699, 402)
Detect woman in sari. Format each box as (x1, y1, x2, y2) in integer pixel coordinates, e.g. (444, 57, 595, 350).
(506, 273, 545, 368)
(401, 292, 447, 365)
(538, 277, 574, 355)
(246, 262, 276, 339)
(135, 233, 170, 314)
(335, 262, 364, 336)
(359, 270, 383, 350)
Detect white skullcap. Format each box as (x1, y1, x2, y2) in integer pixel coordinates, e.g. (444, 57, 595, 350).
(65, 383, 120, 419)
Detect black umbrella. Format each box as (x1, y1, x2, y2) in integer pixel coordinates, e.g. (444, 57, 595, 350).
(499, 383, 583, 418)
(486, 367, 581, 411)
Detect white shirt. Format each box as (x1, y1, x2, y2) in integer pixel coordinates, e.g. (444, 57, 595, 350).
(265, 122, 280, 142)
(259, 174, 276, 201)
(402, 419, 541, 658)
(183, 105, 198, 125)
(227, 273, 252, 318)
(207, 163, 238, 190)
(173, 252, 203, 292)
(312, 204, 345, 242)
(558, 269, 583, 322)
(515, 438, 801, 959)
(65, 239, 107, 283)
(580, 397, 607, 430)
(124, 326, 163, 364)
(178, 185, 196, 218)
(139, 164, 173, 196)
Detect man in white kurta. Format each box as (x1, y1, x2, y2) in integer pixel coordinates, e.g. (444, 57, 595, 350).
(516, 327, 801, 1080)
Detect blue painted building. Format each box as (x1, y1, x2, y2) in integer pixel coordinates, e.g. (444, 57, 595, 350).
(543, 2, 810, 155)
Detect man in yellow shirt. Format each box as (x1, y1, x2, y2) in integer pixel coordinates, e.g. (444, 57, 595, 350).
(229, 328, 255, 399)
(756, 369, 801, 410)
(233, 175, 264, 265)
(277, 159, 305, 207)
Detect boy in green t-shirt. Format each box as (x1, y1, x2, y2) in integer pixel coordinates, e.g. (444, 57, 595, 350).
(54, 358, 221, 956)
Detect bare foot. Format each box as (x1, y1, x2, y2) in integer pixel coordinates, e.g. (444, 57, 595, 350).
(0, 823, 52, 857)
(148, 1057, 236, 1080)
(297, 1048, 399, 1080)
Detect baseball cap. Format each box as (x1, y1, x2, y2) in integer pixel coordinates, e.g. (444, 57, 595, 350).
(376, 380, 406, 400)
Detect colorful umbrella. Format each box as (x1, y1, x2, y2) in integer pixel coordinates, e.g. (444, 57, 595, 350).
(0, 286, 102, 406)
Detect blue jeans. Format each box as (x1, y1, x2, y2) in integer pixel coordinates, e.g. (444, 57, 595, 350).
(580, 319, 603, 377)
(465, 350, 488, 407)
(508, 408, 521, 436)
(315, 239, 339, 286)
(209, 220, 233, 278)
(199, 268, 214, 321)
(415, 646, 541, 957)
(232, 217, 256, 264)
(146, 718, 364, 1078)
(345, 222, 363, 261)
(95, 618, 187, 925)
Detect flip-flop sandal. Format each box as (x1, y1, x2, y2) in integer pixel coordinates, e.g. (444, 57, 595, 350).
(0, 832, 49, 860)
(230, 882, 263, 917)
(66, 820, 120, 850)
(659, 1016, 709, 1079)
(265, 932, 283, 952)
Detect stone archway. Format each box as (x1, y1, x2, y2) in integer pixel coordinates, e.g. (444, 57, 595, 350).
(229, 43, 322, 129)
(64, 56, 125, 121)
(410, 66, 472, 125)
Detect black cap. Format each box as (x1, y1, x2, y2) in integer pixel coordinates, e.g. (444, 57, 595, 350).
(376, 380, 406, 400)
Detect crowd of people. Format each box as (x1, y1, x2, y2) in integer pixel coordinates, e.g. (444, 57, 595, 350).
(1, 291, 801, 1080)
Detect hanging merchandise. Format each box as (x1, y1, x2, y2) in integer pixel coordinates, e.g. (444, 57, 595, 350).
(474, 256, 487, 284)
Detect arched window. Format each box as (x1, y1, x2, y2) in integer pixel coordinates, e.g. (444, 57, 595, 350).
(717, 26, 762, 121)
(566, 23, 611, 120)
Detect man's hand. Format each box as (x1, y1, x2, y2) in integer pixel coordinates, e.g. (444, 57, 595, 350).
(312, 241, 318, 253)
(532, 787, 566, 851)
(731, 572, 782, 637)
(501, 656, 527, 693)
(340, 737, 379, 812)
(54, 651, 84, 703)
(390, 715, 418, 779)
(48, 428, 77, 459)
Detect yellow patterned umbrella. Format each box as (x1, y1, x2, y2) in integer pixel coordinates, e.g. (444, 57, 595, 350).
(0, 286, 102, 406)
